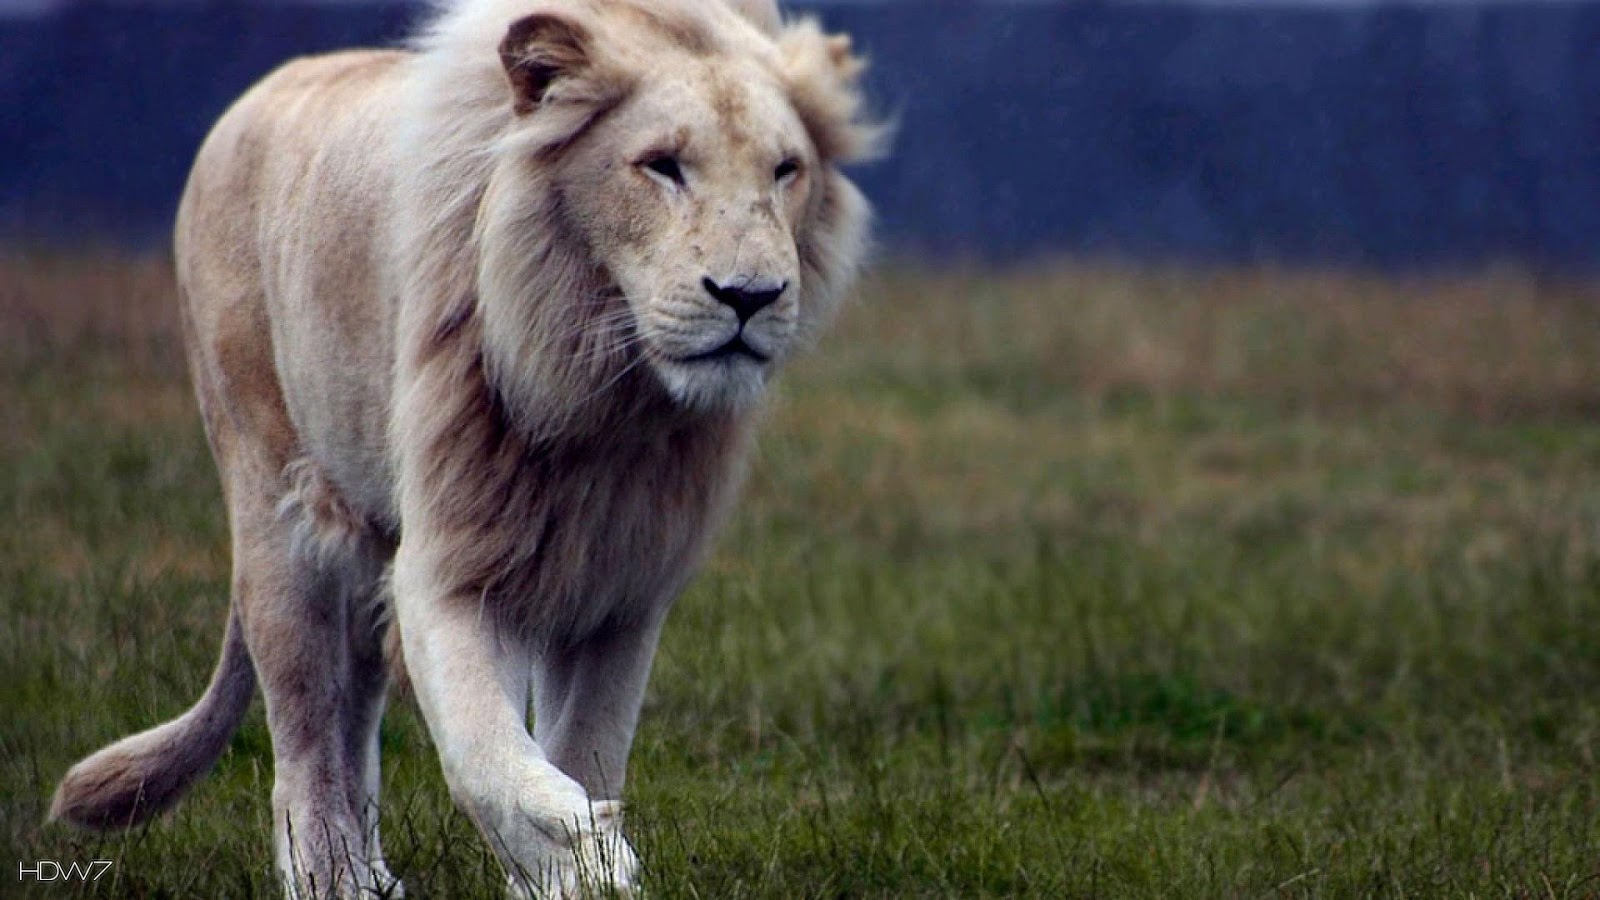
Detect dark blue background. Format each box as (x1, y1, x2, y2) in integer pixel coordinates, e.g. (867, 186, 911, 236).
(3, 2, 1598, 267)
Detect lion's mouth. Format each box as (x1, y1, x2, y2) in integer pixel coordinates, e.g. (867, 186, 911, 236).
(679, 334, 770, 365)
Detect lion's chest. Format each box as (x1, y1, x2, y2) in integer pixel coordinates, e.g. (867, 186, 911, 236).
(423, 416, 751, 644)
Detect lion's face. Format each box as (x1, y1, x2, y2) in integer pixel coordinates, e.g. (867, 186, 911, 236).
(479, 4, 876, 424)
(559, 58, 814, 410)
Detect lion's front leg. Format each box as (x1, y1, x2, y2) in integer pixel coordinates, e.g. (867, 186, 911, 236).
(532, 616, 665, 803)
(392, 555, 640, 898)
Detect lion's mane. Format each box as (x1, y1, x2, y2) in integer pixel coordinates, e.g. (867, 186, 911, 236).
(387, 0, 880, 642)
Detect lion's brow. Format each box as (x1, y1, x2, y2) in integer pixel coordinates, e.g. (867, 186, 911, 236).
(615, 5, 719, 57)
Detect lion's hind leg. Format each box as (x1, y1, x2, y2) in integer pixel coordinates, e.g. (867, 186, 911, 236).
(244, 457, 399, 898)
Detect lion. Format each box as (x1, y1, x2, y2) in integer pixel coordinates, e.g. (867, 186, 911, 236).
(47, 0, 877, 895)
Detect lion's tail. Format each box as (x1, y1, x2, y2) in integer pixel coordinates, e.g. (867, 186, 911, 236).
(49, 609, 256, 831)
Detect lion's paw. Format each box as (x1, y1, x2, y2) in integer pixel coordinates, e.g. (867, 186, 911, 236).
(503, 800, 639, 899)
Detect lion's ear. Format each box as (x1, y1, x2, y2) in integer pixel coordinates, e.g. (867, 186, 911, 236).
(499, 13, 591, 115)
(779, 21, 886, 164)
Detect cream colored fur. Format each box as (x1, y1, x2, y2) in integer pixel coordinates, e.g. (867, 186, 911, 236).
(48, 0, 876, 896)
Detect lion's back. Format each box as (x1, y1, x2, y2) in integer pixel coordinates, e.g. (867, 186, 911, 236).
(176, 49, 413, 525)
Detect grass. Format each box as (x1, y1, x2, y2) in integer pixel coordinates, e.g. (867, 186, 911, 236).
(3, 251, 1599, 897)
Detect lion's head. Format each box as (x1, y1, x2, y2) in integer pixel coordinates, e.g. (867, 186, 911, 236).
(406, 0, 880, 429)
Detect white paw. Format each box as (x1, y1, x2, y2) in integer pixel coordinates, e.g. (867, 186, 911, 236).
(279, 854, 407, 900)
(502, 800, 639, 899)
(367, 857, 406, 898)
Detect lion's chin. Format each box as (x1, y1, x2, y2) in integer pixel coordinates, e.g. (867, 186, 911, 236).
(649, 354, 771, 413)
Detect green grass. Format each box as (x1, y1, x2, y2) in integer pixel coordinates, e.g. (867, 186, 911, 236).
(3, 254, 1599, 897)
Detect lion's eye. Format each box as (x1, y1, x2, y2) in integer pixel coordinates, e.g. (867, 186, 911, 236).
(642, 156, 684, 186)
(775, 159, 800, 183)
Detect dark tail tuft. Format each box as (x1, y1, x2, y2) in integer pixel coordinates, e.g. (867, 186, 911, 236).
(50, 610, 255, 831)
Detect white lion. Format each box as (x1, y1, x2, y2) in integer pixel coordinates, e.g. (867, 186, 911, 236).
(49, 0, 878, 895)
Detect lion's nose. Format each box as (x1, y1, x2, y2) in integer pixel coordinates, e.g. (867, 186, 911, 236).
(702, 278, 787, 325)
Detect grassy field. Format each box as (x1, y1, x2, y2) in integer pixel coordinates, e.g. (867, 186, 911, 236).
(3, 252, 1599, 897)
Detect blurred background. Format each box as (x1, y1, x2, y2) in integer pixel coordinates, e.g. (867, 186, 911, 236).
(3, 1, 1599, 896)
(6, 0, 1600, 267)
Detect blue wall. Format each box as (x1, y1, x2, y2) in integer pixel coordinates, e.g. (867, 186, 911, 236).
(3, 2, 1599, 267)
